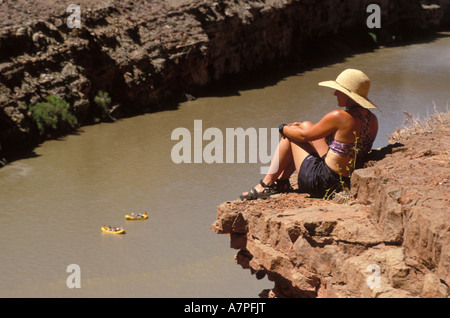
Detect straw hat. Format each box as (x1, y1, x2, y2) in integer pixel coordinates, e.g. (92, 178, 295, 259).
(318, 69, 377, 109)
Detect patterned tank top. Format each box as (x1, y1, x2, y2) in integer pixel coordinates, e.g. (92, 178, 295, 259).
(326, 108, 374, 166)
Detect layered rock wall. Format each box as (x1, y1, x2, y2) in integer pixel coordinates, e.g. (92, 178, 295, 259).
(0, 0, 442, 159)
(212, 113, 449, 297)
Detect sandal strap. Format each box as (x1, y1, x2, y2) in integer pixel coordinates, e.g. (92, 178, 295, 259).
(249, 187, 258, 199)
(259, 179, 269, 189)
(240, 180, 278, 200)
(259, 180, 277, 194)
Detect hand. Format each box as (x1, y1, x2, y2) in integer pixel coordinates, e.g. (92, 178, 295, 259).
(288, 122, 302, 127)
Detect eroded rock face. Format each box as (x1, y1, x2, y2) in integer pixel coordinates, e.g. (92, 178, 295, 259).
(212, 114, 450, 298)
(0, 0, 440, 158)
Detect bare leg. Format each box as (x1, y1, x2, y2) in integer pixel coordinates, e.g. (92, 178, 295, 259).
(289, 121, 328, 172)
(262, 136, 294, 183)
(240, 121, 330, 198)
(278, 159, 296, 180)
(241, 136, 316, 197)
(241, 137, 293, 197)
(290, 140, 315, 172)
(310, 137, 329, 157)
(277, 121, 325, 180)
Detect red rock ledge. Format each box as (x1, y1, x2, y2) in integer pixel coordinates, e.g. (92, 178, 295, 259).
(211, 112, 449, 298)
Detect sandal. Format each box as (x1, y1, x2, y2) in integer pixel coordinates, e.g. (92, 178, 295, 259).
(240, 180, 278, 200)
(275, 178, 293, 193)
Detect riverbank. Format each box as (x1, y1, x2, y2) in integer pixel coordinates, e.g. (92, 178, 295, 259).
(0, 0, 446, 164)
(211, 110, 449, 298)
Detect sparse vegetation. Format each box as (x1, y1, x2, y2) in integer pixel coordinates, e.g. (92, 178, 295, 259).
(390, 105, 450, 141)
(368, 31, 377, 43)
(28, 95, 78, 137)
(93, 90, 112, 121)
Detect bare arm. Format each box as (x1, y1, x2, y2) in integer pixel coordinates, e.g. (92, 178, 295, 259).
(282, 110, 350, 142)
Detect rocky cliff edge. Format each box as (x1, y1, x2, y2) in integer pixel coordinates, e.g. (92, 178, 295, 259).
(211, 111, 450, 298)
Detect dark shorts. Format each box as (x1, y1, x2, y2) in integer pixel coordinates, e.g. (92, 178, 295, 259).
(298, 153, 350, 198)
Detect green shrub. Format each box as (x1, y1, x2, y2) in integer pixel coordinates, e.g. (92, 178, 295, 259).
(93, 90, 112, 120)
(368, 32, 377, 43)
(28, 95, 78, 137)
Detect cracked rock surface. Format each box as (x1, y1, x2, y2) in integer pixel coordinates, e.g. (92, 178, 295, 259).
(212, 113, 450, 298)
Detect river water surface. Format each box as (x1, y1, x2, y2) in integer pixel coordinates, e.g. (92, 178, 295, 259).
(0, 33, 449, 297)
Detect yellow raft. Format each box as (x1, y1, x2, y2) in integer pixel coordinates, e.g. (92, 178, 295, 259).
(125, 212, 148, 220)
(101, 226, 125, 234)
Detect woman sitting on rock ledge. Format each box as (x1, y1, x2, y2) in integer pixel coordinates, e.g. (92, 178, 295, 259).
(240, 69, 379, 199)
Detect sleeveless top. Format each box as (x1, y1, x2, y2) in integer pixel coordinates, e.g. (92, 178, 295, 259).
(325, 108, 375, 167)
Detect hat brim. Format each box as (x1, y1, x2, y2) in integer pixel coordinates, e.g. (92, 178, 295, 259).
(319, 80, 377, 109)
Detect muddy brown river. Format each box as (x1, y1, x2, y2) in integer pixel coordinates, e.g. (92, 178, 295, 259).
(0, 33, 449, 297)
